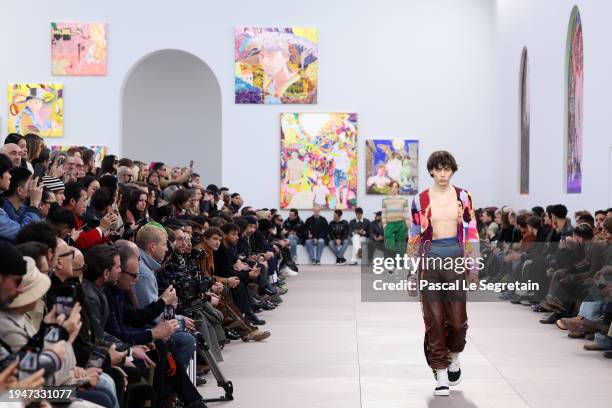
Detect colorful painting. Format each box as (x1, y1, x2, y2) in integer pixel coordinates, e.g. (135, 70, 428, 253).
(235, 27, 318, 104)
(566, 7, 583, 193)
(280, 113, 357, 209)
(520, 47, 530, 195)
(8, 83, 63, 137)
(365, 139, 418, 195)
(51, 22, 107, 76)
(50, 145, 107, 168)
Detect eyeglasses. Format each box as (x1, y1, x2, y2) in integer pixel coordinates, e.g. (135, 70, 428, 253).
(122, 270, 138, 279)
(73, 265, 86, 273)
(58, 250, 75, 260)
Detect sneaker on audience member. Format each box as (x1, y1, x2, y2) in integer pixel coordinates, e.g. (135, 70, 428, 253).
(338, 257, 347, 265)
(280, 266, 298, 277)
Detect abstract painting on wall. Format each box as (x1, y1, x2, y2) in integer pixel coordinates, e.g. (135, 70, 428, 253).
(280, 113, 357, 209)
(520, 47, 530, 195)
(566, 6, 583, 193)
(365, 139, 418, 195)
(50, 145, 107, 168)
(8, 83, 63, 137)
(51, 22, 107, 76)
(235, 27, 318, 104)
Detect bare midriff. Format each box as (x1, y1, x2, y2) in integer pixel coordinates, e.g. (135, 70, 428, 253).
(429, 188, 459, 240)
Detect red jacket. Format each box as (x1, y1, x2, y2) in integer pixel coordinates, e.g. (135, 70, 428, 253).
(73, 213, 109, 250)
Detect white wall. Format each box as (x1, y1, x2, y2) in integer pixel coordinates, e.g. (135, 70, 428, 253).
(495, 0, 612, 215)
(0, 0, 497, 216)
(122, 50, 222, 184)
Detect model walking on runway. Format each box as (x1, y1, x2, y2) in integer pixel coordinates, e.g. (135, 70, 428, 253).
(408, 151, 480, 396)
(381, 180, 410, 262)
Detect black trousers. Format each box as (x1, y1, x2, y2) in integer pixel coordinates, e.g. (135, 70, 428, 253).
(231, 273, 254, 314)
(135, 340, 201, 408)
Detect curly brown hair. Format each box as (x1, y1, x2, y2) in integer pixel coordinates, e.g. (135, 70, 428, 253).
(426, 151, 458, 176)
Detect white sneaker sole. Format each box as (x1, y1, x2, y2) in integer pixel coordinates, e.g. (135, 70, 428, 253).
(433, 387, 450, 396)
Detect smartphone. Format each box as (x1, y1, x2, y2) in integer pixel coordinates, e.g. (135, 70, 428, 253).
(189, 160, 194, 169)
(55, 283, 77, 317)
(163, 305, 175, 321)
(18, 349, 39, 382)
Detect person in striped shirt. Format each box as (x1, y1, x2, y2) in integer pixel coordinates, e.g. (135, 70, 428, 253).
(381, 180, 410, 257)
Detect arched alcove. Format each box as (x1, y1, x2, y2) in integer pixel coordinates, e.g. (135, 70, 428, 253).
(121, 49, 222, 184)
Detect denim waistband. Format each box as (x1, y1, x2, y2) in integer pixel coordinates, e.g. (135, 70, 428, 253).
(427, 237, 462, 258)
(430, 237, 460, 246)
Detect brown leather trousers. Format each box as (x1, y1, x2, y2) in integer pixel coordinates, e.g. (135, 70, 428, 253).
(420, 264, 468, 370)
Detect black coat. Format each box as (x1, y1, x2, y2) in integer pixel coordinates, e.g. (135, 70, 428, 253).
(305, 215, 329, 242)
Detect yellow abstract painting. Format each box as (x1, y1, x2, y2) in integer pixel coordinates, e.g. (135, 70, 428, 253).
(8, 83, 63, 137)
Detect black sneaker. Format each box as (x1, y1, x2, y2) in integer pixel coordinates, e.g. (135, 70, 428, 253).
(448, 364, 462, 386)
(335, 257, 341, 264)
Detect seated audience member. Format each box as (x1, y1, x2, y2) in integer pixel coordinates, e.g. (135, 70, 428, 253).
(42, 175, 66, 204)
(282, 208, 305, 263)
(99, 244, 206, 408)
(229, 193, 242, 214)
(117, 166, 134, 184)
(197, 226, 271, 342)
(99, 155, 118, 176)
(155, 223, 223, 365)
(0, 162, 42, 241)
(0, 143, 22, 168)
(237, 217, 281, 294)
(252, 217, 291, 280)
(48, 206, 77, 242)
(549, 204, 575, 241)
(271, 213, 299, 274)
(328, 209, 350, 265)
(125, 188, 149, 228)
(367, 211, 385, 264)
(480, 208, 498, 241)
(63, 182, 115, 250)
(348, 207, 370, 265)
(304, 204, 329, 265)
(38, 188, 56, 218)
(0, 255, 118, 408)
(80, 175, 101, 202)
(214, 223, 265, 325)
(133, 224, 196, 367)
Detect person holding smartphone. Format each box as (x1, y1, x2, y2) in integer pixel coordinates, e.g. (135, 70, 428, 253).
(0, 160, 43, 242)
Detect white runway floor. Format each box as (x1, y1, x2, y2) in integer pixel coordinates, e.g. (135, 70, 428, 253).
(199, 265, 611, 408)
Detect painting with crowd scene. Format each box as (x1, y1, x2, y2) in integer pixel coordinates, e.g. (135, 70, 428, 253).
(520, 47, 530, 195)
(566, 6, 583, 193)
(235, 27, 318, 104)
(8, 83, 63, 137)
(280, 113, 357, 209)
(365, 139, 418, 195)
(50, 145, 107, 168)
(51, 22, 107, 76)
